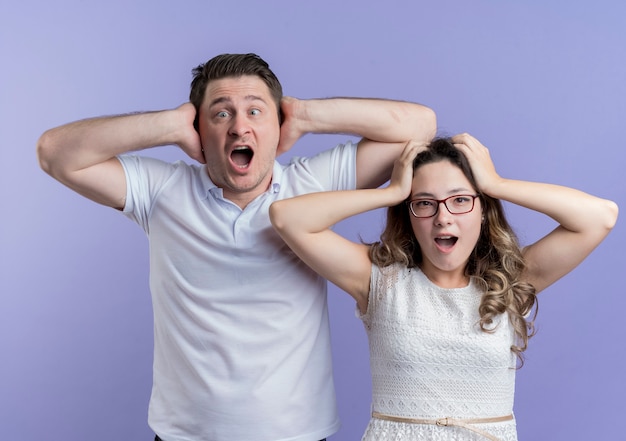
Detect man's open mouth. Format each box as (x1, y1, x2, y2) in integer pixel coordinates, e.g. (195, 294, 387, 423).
(231, 146, 253, 168)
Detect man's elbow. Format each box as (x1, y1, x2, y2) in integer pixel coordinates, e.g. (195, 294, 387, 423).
(36, 129, 57, 176)
(36, 128, 73, 182)
(413, 106, 437, 142)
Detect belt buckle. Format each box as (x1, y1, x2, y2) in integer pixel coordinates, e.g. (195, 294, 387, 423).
(436, 417, 449, 427)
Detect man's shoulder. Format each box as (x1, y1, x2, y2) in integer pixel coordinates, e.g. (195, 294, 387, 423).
(120, 155, 207, 197)
(120, 154, 200, 175)
(282, 141, 357, 168)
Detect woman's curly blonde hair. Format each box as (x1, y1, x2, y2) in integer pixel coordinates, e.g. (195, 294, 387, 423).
(369, 137, 538, 366)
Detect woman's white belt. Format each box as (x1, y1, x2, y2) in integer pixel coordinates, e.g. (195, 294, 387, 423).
(372, 411, 514, 441)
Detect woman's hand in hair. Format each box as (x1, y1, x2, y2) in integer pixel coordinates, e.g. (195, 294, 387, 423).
(387, 139, 425, 202)
(451, 133, 503, 196)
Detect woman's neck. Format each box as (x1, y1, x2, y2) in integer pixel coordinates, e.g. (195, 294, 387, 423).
(419, 264, 470, 289)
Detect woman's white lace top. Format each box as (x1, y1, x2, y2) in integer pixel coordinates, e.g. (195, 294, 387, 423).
(357, 264, 518, 440)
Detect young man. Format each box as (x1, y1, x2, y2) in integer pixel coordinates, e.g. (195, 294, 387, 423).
(37, 53, 436, 441)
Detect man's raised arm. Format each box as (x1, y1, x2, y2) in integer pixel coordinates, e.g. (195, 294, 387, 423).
(36, 103, 202, 209)
(277, 97, 436, 189)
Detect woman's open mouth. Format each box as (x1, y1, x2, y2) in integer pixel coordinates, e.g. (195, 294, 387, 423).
(434, 236, 458, 251)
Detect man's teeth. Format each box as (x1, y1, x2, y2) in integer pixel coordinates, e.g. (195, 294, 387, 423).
(231, 146, 253, 167)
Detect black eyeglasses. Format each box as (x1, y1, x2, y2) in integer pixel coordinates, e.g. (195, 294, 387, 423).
(407, 194, 479, 218)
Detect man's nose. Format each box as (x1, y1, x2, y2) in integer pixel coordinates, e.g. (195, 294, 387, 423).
(228, 114, 251, 137)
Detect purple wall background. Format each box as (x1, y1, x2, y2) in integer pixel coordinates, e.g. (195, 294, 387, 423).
(2, 1, 625, 439)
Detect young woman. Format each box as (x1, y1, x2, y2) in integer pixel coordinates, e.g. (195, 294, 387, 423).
(269, 133, 618, 441)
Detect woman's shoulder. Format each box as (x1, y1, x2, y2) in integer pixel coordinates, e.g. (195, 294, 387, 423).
(375, 262, 418, 275)
(372, 262, 421, 288)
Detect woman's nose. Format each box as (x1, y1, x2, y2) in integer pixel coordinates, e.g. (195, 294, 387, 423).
(433, 201, 453, 225)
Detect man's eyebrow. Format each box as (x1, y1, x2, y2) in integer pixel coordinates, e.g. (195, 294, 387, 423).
(208, 95, 267, 108)
(208, 96, 231, 107)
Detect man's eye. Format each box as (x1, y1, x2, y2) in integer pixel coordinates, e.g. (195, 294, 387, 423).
(217, 111, 229, 118)
(250, 109, 260, 116)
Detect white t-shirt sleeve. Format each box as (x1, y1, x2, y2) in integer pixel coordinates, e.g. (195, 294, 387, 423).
(117, 155, 183, 232)
(290, 141, 358, 191)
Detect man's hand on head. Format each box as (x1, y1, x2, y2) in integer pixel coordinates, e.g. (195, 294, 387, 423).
(276, 97, 305, 157)
(176, 102, 205, 164)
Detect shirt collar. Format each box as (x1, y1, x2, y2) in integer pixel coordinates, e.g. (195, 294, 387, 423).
(196, 160, 282, 200)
